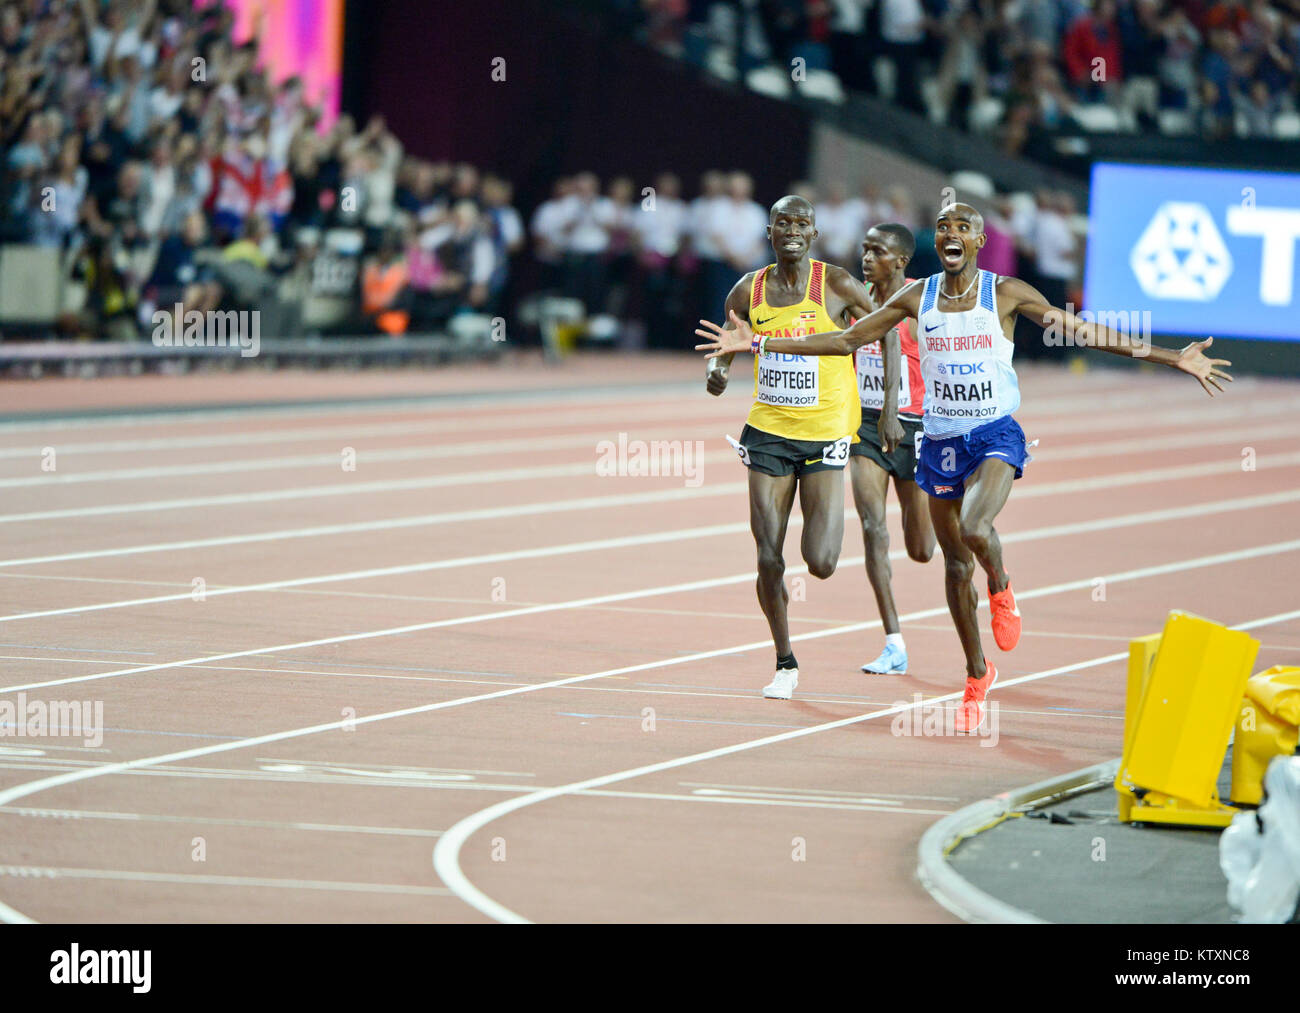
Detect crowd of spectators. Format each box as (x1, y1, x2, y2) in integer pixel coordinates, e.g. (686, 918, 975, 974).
(0, 0, 1092, 354)
(0, 0, 527, 340)
(619, 1, 1300, 147)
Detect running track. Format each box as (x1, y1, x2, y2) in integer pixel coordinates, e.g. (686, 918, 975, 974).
(0, 351, 1296, 923)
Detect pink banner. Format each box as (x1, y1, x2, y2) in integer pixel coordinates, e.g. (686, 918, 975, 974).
(200, 0, 344, 128)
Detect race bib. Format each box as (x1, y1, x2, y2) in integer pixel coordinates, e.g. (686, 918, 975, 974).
(756, 352, 819, 408)
(820, 435, 850, 468)
(922, 357, 1000, 423)
(725, 434, 751, 467)
(856, 341, 910, 412)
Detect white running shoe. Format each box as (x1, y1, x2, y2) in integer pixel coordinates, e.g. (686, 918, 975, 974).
(762, 667, 799, 700)
(861, 642, 908, 675)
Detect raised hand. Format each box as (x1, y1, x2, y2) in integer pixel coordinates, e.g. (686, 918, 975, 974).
(694, 310, 755, 357)
(1175, 337, 1233, 397)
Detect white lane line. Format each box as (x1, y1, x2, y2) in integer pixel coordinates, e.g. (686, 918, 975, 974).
(0, 400, 739, 461)
(0, 420, 744, 490)
(4, 476, 1298, 631)
(0, 763, 945, 816)
(0, 453, 735, 526)
(6, 393, 1294, 490)
(679, 782, 959, 802)
(0, 486, 743, 566)
(3, 792, 943, 828)
(0, 866, 450, 896)
(0, 447, 735, 493)
(2, 387, 1289, 527)
(0, 484, 746, 570)
(5, 418, 1297, 570)
(430, 606, 1300, 924)
(3, 491, 1299, 693)
(688, 787, 901, 804)
(251, 757, 536, 777)
(1023, 394, 1297, 437)
(1035, 421, 1300, 461)
(0, 457, 714, 526)
(0, 653, 944, 709)
(0, 380, 709, 435)
(2, 407, 1293, 528)
(0, 374, 1274, 442)
(0, 569, 762, 695)
(0, 519, 745, 626)
(0, 650, 1130, 714)
(0, 761, 531, 793)
(584, 789, 949, 815)
(7, 807, 444, 837)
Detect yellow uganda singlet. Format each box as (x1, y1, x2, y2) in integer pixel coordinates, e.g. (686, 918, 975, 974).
(746, 260, 860, 443)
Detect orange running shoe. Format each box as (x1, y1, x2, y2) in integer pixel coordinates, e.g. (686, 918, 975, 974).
(954, 661, 998, 735)
(988, 580, 1021, 651)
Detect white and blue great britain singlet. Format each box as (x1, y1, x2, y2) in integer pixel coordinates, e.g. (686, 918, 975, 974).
(915, 270, 1020, 439)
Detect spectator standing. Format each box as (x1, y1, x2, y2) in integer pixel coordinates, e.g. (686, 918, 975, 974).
(1026, 190, 1077, 359)
(719, 171, 768, 276)
(978, 197, 1019, 278)
(1062, 0, 1124, 99)
(31, 135, 87, 249)
(481, 175, 524, 314)
(880, 0, 931, 113)
(829, 0, 875, 92)
(814, 179, 868, 270)
(635, 171, 687, 347)
(558, 171, 613, 315)
(603, 176, 640, 323)
(531, 176, 573, 292)
(1157, 4, 1203, 108)
(693, 169, 733, 318)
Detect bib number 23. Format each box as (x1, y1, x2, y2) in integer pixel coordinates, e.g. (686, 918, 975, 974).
(821, 436, 850, 467)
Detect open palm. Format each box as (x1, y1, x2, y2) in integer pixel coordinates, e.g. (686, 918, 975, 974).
(695, 311, 755, 356)
(1176, 337, 1233, 397)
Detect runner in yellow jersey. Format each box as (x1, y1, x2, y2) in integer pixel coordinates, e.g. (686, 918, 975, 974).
(705, 195, 901, 700)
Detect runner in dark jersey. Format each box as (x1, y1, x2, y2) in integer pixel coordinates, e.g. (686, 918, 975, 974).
(850, 224, 935, 675)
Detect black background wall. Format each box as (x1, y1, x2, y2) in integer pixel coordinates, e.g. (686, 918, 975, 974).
(344, 0, 811, 213)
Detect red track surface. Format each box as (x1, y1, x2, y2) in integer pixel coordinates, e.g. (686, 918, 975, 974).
(0, 351, 1296, 923)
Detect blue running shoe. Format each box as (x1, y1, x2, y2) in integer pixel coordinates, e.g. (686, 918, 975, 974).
(861, 643, 907, 674)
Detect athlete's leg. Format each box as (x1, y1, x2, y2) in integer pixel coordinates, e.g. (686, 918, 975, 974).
(893, 474, 936, 564)
(957, 457, 1016, 594)
(850, 456, 899, 633)
(797, 467, 845, 580)
(929, 493, 986, 680)
(749, 468, 799, 656)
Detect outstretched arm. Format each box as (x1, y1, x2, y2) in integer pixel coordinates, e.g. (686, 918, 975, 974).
(1003, 277, 1233, 397)
(695, 279, 923, 358)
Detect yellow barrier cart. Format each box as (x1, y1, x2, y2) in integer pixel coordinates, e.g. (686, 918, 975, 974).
(1116, 611, 1260, 828)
